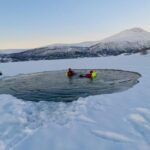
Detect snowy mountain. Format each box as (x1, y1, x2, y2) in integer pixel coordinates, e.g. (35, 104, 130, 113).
(0, 27, 150, 62)
(90, 28, 150, 55)
(102, 28, 150, 42)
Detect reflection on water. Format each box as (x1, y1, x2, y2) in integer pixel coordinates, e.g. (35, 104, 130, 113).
(0, 69, 141, 102)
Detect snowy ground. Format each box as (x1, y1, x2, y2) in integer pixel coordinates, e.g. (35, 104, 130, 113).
(0, 53, 150, 150)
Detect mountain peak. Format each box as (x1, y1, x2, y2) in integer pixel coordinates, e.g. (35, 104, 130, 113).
(101, 27, 150, 43)
(122, 27, 148, 33)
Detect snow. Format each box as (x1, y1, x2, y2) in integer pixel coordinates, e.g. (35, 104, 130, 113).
(47, 41, 100, 48)
(0, 53, 150, 150)
(129, 114, 147, 123)
(92, 28, 150, 52)
(91, 130, 132, 143)
(101, 27, 150, 43)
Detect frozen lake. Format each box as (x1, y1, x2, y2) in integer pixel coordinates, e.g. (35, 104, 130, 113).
(0, 69, 141, 102)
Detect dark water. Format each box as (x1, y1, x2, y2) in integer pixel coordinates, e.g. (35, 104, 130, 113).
(0, 69, 141, 102)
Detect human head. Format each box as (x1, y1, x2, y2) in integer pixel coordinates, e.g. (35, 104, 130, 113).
(90, 70, 93, 74)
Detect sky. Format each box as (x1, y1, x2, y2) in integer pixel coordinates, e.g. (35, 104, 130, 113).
(0, 0, 150, 49)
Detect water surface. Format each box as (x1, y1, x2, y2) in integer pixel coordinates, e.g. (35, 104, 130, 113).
(0, 69, 141, 102)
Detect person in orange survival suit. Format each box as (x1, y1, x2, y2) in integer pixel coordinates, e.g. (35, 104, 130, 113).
(66, 68, 76, 78)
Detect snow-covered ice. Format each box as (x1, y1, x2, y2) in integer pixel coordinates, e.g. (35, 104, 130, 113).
(0, 53, 150, 150)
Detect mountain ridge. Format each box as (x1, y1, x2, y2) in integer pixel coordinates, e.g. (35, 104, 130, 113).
(0, 27, 150, 62)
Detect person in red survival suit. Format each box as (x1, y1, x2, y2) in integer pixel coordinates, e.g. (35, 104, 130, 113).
(85, 70, 93, 79)
(67, 68, 76, 78)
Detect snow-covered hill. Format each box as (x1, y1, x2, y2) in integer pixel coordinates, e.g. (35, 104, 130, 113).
(0, 27, 150, 62)
(47, 41, 100, 48)
(102, 28, 150, 42)
(91, 28, 150, 54)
